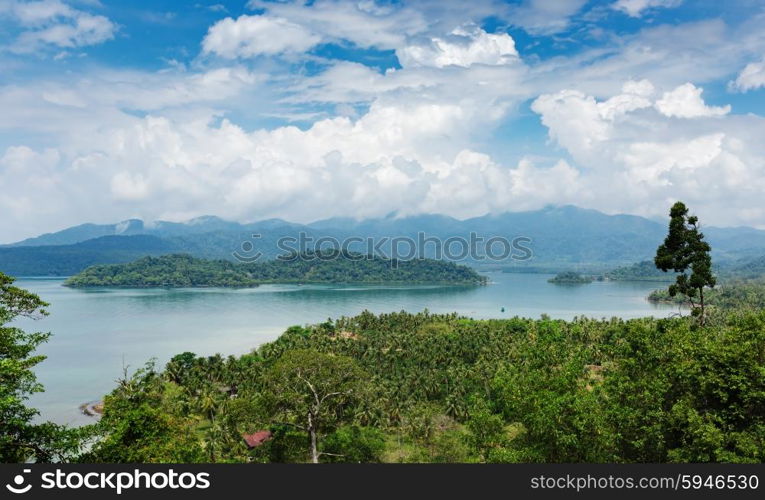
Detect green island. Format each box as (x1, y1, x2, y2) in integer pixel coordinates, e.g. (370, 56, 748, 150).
(64, 254, 258, 288)
(63, 252, 488, 288)
(547, 271, 593, 284)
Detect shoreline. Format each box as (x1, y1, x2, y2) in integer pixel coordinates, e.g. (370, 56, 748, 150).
(79, 400, 104, 418)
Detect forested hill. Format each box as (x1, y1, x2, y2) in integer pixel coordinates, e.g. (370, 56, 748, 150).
(605, 255, 765, 283)
(64, 252, 488, 287)
(64, 254, 258, 287)
(604, 260, 675, 281)
(0, 235, 181, 277)
(240, 250, 487, 285)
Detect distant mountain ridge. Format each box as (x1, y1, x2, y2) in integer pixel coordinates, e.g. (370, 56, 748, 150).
(4, 216, 243, 247)
(0, 235, 182, 276)
(2, 206, 765, 276)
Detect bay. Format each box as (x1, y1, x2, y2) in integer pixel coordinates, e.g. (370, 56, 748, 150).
(13, 272, 677, 426)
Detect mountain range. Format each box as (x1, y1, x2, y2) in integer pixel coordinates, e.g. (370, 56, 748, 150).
(3, 205, 765, 276)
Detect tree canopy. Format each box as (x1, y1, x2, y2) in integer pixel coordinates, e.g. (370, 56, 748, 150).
(0, 271, 88, 462)
(64, 252, 488, 287)
(88, 307, 765, 463)
(655, 201, 716, 322)
(265, 349, 367, 462)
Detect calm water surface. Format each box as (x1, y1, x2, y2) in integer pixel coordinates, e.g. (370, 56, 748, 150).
(13, 273, 676, 425)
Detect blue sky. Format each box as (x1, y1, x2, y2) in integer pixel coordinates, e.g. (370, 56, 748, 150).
(1, 0, 764, 242)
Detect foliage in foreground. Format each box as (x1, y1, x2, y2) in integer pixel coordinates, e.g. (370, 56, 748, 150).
(0, 272, 90, 462)
(87, 308, 765, 463)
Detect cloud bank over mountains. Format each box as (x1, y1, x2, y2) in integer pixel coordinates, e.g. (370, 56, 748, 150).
(0, 0, 764, 242)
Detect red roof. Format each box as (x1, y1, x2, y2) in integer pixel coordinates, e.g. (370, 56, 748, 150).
(243, 430, 272, 448)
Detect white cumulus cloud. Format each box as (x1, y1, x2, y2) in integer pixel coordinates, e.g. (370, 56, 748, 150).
(730, 59, 765, 92)
(0, 96, 583, 241)
(397, 26, 518, 69)
(530, 80, 654, 158)
(532, 80, 765, 226)
(655, 83, 730, 118)
(202, 14, 322, 58)
(3, 1, 765, 241)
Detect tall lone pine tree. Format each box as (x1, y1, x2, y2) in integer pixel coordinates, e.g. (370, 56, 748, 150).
(654, 202, 716, 324)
